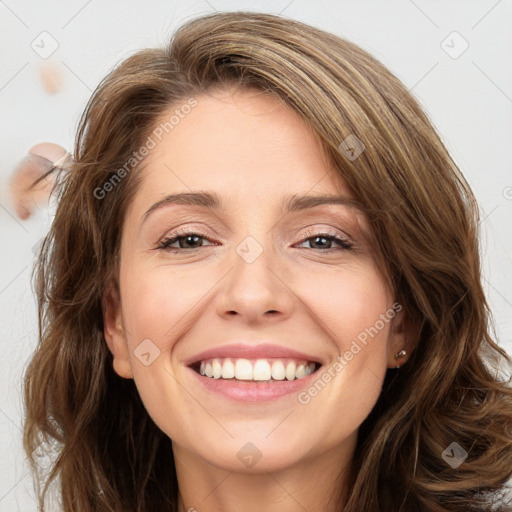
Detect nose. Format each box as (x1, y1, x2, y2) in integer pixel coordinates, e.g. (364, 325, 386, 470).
(216, 236, 295, 325)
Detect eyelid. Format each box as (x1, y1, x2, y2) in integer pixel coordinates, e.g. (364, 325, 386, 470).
(156, 223, 214, 241)
(299, 225, 353, 242)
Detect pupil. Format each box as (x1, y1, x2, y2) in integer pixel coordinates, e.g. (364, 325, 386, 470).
(182, 235, 200, 248)
(313, 236, 330, 249)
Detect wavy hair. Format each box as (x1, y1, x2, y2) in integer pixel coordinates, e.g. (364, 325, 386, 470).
(22, 11, 512, 511)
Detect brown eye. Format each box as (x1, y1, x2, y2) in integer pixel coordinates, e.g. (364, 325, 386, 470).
(156, 230, 216, 252)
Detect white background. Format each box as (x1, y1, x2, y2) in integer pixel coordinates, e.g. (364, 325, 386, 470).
(0, 1, 511, 510)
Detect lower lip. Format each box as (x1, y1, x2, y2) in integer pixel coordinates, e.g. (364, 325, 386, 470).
(186, 366, 321, 402)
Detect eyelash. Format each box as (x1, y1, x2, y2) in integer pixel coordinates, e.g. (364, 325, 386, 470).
(155, 228, 354, 253)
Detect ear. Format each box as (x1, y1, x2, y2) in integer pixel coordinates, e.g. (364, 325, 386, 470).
(386, 303, 417, 369)
(102, 283, 133, 379)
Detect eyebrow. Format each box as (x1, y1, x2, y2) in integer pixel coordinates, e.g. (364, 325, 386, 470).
(142, 191, 364, 224)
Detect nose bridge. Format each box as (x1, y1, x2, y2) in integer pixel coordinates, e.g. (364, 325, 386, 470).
(217, 231, 294, 320)
(232, 233, 279, 297)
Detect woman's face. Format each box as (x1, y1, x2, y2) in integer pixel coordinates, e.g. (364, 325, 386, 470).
(104, 86, 406, 473)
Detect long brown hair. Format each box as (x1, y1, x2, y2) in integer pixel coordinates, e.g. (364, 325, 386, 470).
(23, 11, 512, 511)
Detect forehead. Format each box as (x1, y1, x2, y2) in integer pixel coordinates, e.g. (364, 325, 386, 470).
(134, 86, 347, 203)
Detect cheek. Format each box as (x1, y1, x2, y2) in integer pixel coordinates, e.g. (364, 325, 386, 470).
(120, 262, 211, 347)
(298, 265, 392, 410)
(117, 262, 211, 428)
(294, 268, 392, 434)
(302, 264, 391, 354)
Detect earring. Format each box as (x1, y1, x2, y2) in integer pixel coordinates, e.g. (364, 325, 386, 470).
(394, 349, 407, 369)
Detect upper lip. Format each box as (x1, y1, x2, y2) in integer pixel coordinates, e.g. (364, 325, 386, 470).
(185, 343, 323, 366)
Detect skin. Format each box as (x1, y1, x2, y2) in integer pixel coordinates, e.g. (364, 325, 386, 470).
(9, 143, 71, 219)
(103, 85, 413, 512)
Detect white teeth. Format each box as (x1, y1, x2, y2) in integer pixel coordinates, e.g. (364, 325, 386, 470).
(295, 364, 306, 379)
(253, 359, 271, 381)
(234, 358, 253, 380)
(271, 360, 286, 380)
(197, 357, 317, 382)
(221, 359, 235, 379)
(285, 361, 296, 381)
(212, 359, 222, 379)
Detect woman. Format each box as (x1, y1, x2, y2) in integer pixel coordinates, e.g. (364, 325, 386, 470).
(23, 11, 512, 511)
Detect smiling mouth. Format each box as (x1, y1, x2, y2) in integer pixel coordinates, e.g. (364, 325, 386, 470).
(189, 357, 321, 382)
